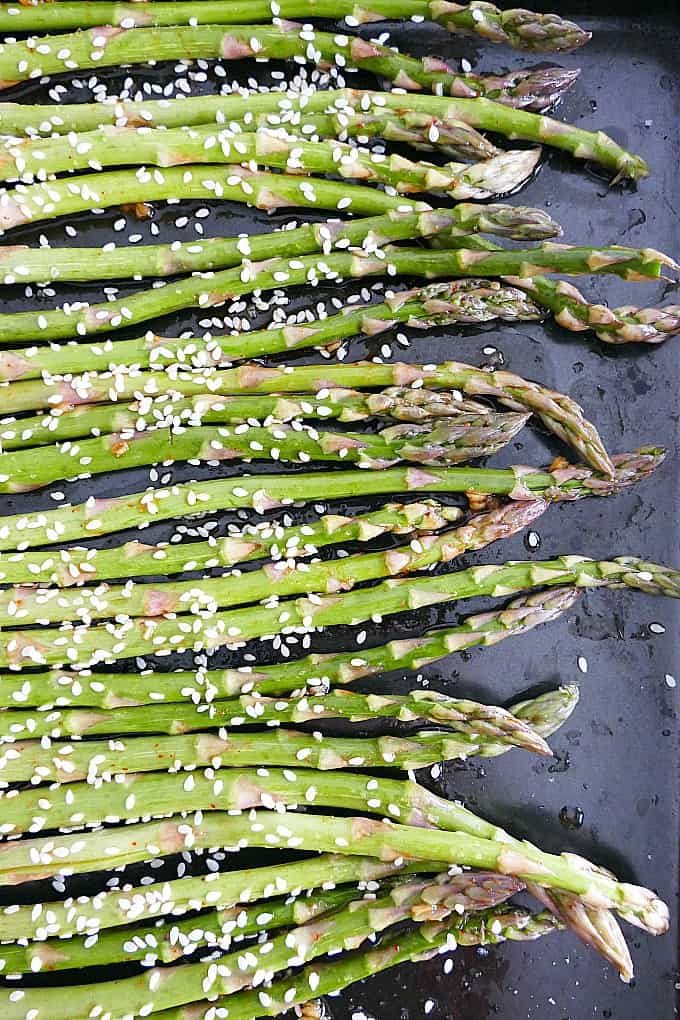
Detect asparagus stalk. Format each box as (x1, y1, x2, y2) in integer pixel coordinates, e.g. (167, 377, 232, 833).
(0, 881, 366, 974)
(0, 206, 550, 288)
(0, 388, 493, 451)
(0, 447, 662, 553)
(512, 276, 680, 345)
(0, 385, 479, 448)
(526, 865, 635, 981)
(1, 202, 425, 289)
(0, 802, 668, 938)
(0, 150, 550, 237)
(0, 499, 546, 632)
(150, 908, 562, 1020)
(0, 869, 523, 975)
(0, 727, 538, 790)
(0, 163, 427, 235)
(0, 688, 577, 787)
(0, 1, 591, 53)
(202, 104, 502, 159)
(0, 412, 530, 493)
(0, 588, 579, 713)
(0, 498, 464, 586)
(0, 279, 540, 380)
(0, 878, 532, 1019)
(2, 551, 677, 670)
(0, 356, 612, 475)
(429, 235, 680, 346)
(4, 743, 563, 834)
(0, 680, 553, 750)
(1, 244, 672, 345)
(0, 358, 596, 438)
(0, 20, 588, 102)
(0, 851, 442, 942)
(0, 86, 645, 179)
(0, 125, 558, 209)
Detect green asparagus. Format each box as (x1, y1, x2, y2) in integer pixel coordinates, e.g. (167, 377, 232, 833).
(0, 1, 592, 52)
(0, 412, 530, 493)
(0, 387, 491, 452)
(0, 448, 662, 552)
(0, 86, 645, 179)
(513, 276, 680, 345)
(0, 206, 550, 286)
(148, 908, 562, 1020)
(0, 499, 546, 632)
(0, 125, 559, 205)
(5, 749, 565, 834)
(0, 687, 577, 786)
(0, 497, 464, 586)
(0, 244, 672, 345)
(0, 681, 554, 749)
(0, 869, 524, 975)
(0, 587, 579, 712)
(0, 803, 668, 937)
(1, 552, 677, 669)
(0, 21, 588, 104)
(0, 356, 612, 474)
(0, 878, 533, 1019)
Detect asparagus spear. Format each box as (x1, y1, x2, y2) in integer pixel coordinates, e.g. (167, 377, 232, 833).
(0, 123, 559, 205)
(0, 498, 465, 586)
(0, 883, 361, 975)
(0, 869, 523, 975)
(0, 800, 668, 938)
(0, 688, 577, 788)
(0, 164, 425, 235)
(513, 276, 680, 345)
(0, 143, 538, 230)
(0, 447, 662, 553)
(526, 863, 635, 981)
(0, 850, 443, 942)
(198, 104, 503, 158)
(2, 551, 677, 670)
(0, 885, 351, 972)
(0, 86, 645, 179)
(0, 678, 553, 748)
(0, 151, 549, 237)
(0, 499, 545, 630)
(0, 276, 539, 383)
(0, 356, 612, 474)
(0, 877, 534, 1019)
(0, 1, 591, 53)
(0, 412, 530, 493)
(0, 388, 493, 449)
(0, 21, 587, 101)
(149, 908, 562, 1020)
(0, 588, 579, 713)
(0, 729, 480, 785)
(0, 245, 674, 346)
(5, 740, 564, 833)
(0, 387, 487, 451)
(426, 234, 680, 346)
(0, 207, 551, 288)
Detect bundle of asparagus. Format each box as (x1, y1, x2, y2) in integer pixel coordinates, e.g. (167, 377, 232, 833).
(0, 1, 675, 1013)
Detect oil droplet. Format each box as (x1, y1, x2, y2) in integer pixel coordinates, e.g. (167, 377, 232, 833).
(559, 805, 584, 830)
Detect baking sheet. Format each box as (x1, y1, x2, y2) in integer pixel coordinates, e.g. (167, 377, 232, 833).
(0, 4, 678, 1017)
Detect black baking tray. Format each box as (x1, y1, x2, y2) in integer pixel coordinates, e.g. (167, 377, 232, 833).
(0, 3, 678, 1018)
